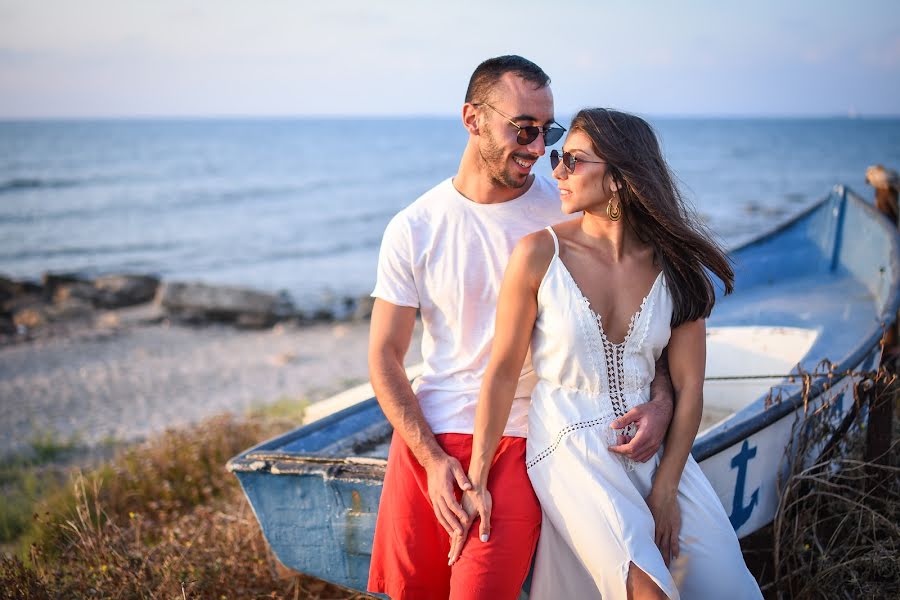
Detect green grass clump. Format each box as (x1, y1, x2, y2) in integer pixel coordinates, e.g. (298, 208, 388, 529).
(27, 430, 80, 464)
(247, 396, 309, 421)
(0, 431, 82, 545)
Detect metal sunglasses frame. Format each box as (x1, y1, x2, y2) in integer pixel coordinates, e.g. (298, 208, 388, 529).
(550, 149, 606, 172)
(472, 102, 566, 146)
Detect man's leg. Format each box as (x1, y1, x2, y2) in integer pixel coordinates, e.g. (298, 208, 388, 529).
(368, 430, 452, 600)
(448, 436, 542, 600)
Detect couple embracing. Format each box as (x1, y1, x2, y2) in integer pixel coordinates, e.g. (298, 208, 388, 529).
(366, 55, 763, 600)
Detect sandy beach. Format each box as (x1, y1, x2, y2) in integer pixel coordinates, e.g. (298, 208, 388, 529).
(0, 303, 422, 456)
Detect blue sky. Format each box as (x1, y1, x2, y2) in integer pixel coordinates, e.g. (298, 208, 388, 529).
(1, 0, 898, 118)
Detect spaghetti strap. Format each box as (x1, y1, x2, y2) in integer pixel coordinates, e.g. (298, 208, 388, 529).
(545, 226, 559, 257)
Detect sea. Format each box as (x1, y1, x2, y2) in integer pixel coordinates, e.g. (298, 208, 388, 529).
(2, 117, 899, 312)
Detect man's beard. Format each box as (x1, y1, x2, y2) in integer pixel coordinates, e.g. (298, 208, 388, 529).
(479, 129, 528, 189)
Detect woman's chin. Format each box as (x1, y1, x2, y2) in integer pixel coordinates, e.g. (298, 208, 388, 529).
(560, 198, 590, 215)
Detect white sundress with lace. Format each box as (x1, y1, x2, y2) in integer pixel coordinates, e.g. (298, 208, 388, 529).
(525, 226, 762, 600)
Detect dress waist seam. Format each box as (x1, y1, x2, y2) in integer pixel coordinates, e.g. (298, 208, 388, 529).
(526, 413, 619, 470)
(535, 380, 651, 398)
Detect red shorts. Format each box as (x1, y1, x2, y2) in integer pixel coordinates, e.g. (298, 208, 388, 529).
(368, 431, 541, 600)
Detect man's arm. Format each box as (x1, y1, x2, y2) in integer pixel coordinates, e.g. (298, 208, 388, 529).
(368, 299, 471, 536)
(608, 348, 675, 463)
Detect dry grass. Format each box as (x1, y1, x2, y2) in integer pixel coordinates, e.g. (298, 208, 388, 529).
(1, 414, 373, 599)
(766, 373, 900, 599)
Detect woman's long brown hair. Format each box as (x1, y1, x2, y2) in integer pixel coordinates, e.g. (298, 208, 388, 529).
(571, 108, 734, 327)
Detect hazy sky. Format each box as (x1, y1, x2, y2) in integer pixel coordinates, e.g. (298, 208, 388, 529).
(1, 0, 898, 118)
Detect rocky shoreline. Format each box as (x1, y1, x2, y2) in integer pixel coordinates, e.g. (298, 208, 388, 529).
(1, 271, 377, 345)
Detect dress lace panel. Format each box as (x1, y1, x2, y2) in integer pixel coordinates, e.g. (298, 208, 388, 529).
(527, 262, 659, 472)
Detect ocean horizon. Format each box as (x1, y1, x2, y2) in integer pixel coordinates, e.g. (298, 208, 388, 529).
(2, 116, 899, 312)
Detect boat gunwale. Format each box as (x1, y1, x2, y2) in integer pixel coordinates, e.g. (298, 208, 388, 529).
(226, 395, 386, 473)
(693, 185, 900, 460)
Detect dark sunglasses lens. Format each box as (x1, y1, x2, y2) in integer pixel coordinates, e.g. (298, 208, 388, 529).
(563, 152, 577, 171)
(517, 126, 540, 145)
(550, 150, 561, 170)
(544, 127, 564, 146)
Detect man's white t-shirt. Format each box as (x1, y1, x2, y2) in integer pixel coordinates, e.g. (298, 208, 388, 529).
(372, 175, 567, 437)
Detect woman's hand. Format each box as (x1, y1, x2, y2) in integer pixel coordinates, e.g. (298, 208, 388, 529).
(646, 486, 681, 566)
(448, 486, 493, 565)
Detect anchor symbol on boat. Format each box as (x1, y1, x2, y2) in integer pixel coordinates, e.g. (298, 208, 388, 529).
(728, 440, 759, 530)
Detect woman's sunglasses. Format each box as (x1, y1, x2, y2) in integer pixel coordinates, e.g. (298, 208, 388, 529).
(550, 149, 606, 173)
(473, 102, 566, 146)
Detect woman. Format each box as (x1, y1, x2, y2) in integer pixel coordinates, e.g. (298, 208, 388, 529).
(450, 109, 763, 599)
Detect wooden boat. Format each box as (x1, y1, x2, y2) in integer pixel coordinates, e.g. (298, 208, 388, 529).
(228, 185, 900, 593)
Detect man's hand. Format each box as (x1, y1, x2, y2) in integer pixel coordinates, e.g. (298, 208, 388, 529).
(424, 452, 473, 537)
(608, 350, 675, 462)
(448, 486, 493, 565)
(608, 399, 673, 463)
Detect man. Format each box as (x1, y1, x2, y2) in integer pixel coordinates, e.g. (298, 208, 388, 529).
(367, 55, 673, 600)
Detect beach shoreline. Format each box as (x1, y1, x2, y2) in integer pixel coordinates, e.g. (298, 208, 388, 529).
(0, 301, 422, 457)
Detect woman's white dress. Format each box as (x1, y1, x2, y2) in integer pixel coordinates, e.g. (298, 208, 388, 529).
(526, 227, 762, 600)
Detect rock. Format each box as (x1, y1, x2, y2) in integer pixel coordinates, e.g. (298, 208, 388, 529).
(113, 303, 166, 326)
(96, 312, 121, 329)
(0, 315, 15, 335)
(273, 290, 296, 320)
(0, 276, 22, 305)
(0, 276, 44, 312)
(156, 281, 282, 324)
(3, 292, 44, 314)
(167, 308, 208, 325)
(351, 296, 376, 321)
(42, 272, 89, 300)
(311, 308, 335, 321)
(271, 351, 297, 366)
(93, 274, 160, 308)
(45, 298, 94, 321)
(235, 313, 274, 329)
(13, 307, 48, 329)
(53, 281, 100, 305)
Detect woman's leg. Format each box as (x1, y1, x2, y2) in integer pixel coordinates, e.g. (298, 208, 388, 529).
(627, 562, 669, 600)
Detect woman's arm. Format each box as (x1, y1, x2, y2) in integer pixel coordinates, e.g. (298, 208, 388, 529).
(645, 318, 706, 566)
(448, 230, 553, 564)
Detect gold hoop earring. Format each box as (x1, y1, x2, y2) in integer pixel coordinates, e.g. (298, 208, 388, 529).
(607, 193, 621, 221)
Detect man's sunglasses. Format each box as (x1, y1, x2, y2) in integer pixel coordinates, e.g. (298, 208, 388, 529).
(550, 149, 606, 173)
(472, 102, 566, 146)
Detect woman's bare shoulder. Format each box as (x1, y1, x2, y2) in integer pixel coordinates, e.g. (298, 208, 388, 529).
(511, 229, 557, 284)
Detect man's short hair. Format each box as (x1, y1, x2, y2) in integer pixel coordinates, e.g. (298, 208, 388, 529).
(464, 55, 550, 104)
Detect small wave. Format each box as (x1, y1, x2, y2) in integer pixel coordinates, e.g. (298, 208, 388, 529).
(309, 209, 399, 228)
(261, 239, 382, 261)
(183, 239, 382, 273)
(0, 207, 101, 224)
(172, 179, 332, 211)
(0, 241, 173, 262)
(0, 177, 84, 195)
